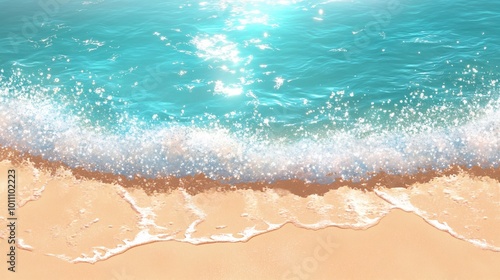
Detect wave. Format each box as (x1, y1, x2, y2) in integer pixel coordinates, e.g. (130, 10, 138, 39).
(0, 94, 498, 183)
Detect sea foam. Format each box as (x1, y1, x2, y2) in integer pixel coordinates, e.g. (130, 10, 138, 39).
(0, 94, 498, 183)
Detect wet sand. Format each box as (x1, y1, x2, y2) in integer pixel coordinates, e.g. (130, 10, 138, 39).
(1, 151, 500, 279)
(2, 210, 499, 280)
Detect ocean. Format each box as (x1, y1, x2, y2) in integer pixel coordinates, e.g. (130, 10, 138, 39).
(0, 0, 499, 264)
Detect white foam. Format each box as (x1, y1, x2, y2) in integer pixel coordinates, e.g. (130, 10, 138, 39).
(119, 188, 167, 230)
(375, 189, 500, 252)
(50, 188, 284, 263)
(180, 189, 208, 243)
(0, 97, 498, 183)
(374, 189, 415, 212)
(51, 187, 178, 264)
(17, 239, 34, 251)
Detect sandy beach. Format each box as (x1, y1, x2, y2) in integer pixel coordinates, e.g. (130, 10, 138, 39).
(1, 151, 499, 280)
(0, 209, 498, 280)
(2, 0, 500, 278)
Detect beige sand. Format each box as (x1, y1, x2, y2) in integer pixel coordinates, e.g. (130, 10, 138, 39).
(1, 157, 499, 279)
(0, 209, 498, 280)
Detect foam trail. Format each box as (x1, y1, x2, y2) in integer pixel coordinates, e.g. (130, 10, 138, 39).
(374, 189, 500, 252)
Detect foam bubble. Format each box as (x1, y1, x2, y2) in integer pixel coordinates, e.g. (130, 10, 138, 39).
(0, 96, 499, 183)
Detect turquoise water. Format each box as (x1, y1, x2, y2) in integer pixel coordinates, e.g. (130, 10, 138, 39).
(0, 0, 499, 182)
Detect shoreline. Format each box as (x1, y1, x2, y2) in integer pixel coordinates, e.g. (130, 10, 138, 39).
(1, 146, 499, 197)
(0, 146, 499, 279)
